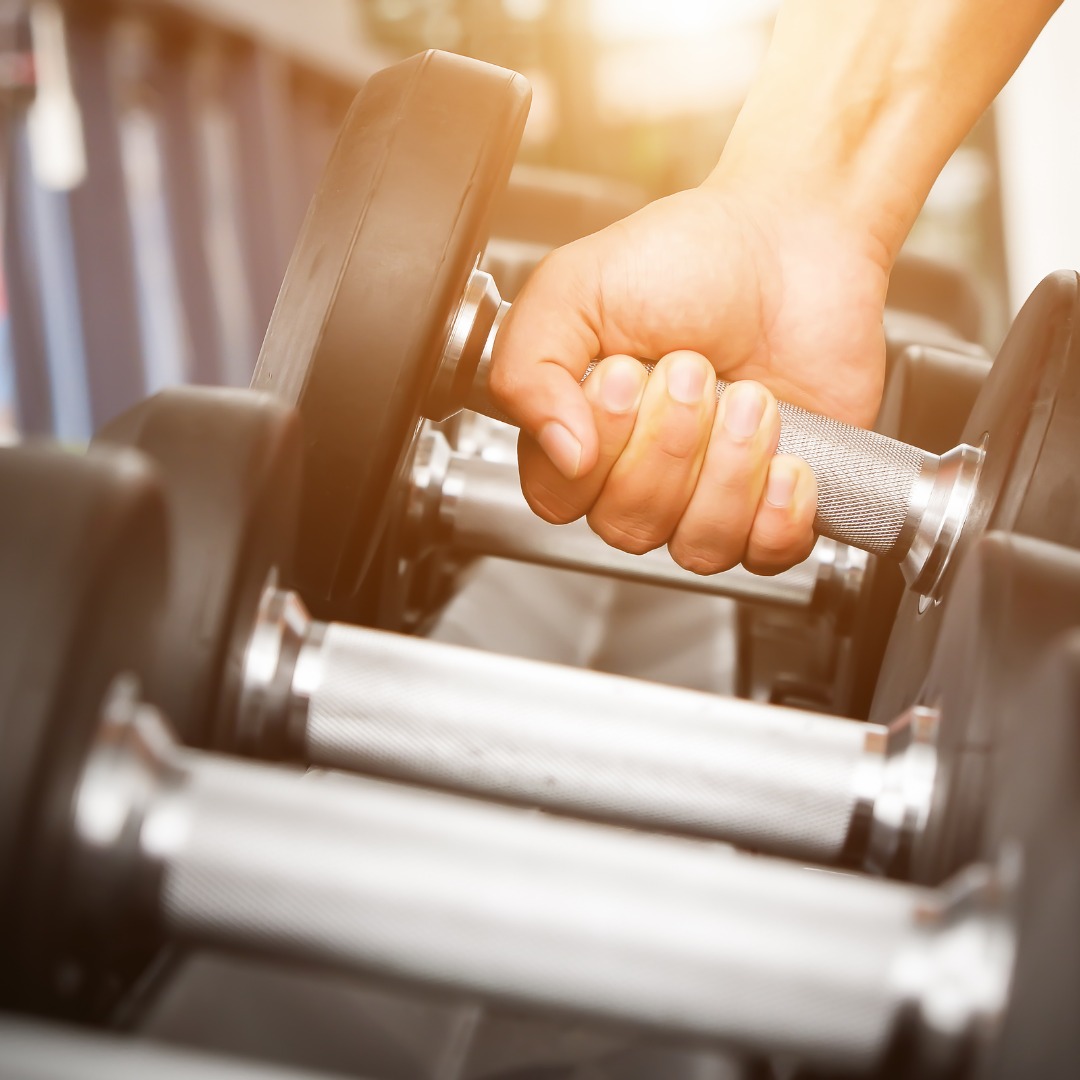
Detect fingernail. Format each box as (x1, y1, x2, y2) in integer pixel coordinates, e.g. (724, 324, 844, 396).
(665, 354, 709, 405)
(599, 359, 643, 413)
(538, 421, 583, 479)
(723, 382, 767, 440)
(766, 460, 797, 508)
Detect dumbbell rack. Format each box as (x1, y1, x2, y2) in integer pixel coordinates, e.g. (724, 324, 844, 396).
(5, 9, 1075, 1080)
(3, 0, 361, 441)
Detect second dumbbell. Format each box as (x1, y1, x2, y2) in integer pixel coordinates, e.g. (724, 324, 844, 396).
(93, 386, 1080, 884)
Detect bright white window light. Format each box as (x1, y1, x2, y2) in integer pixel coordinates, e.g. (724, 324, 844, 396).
(591, 0, 779, 40)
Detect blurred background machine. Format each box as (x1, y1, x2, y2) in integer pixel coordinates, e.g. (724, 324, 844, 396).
(3, 0, 1079, 448)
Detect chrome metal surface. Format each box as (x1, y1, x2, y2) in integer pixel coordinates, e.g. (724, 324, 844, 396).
(811, 538, 870, 628)
(69, 684, 1011, 1076)
(463, 296, 511, 420)
(71, 678, 189, 943)
(866, 706, 942, 875)
(402, 426, 454, 563)
(900, 441, 986, 600)
(234, 578, 314, 760)
(427, 267, 503, 423)
(425, 433, 830, 609)
(891, 856, 1018, 1072)
(236, 582, 923, 869)
(0, 1014, 348, 1080)
(841, 725, 892, 866)
(303, 618, 884, 862)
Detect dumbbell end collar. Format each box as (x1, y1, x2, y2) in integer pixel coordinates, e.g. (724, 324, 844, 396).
(898, 440, 984, 602)
(234, 577, 318, 762)
(857, 705, 941, 874)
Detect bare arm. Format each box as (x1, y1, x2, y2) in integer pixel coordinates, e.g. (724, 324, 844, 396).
(490, 0, 1063, 576)
(715, 0, 1065, 265)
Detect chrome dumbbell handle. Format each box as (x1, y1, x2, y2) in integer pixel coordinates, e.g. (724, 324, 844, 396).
(238, 587, 937, 870)
(436, 269, 984, 599)
(75, 685, 1009, 1075)
(408, 428, 866, 614)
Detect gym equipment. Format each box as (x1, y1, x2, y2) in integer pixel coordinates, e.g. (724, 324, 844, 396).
(2, 447, 1077, 1074)
(723, 336, 990, 714)
(385, 333, 988, 641)
(400, 425, 868, 612)
(0, 441, 167, 1015)
(839, 338, 992, 716)
(251, 51, 1080, 746)
(872, 267, 1080, 723)
(0, 1014, 348, 1080)
(95, 386, 1080, 882)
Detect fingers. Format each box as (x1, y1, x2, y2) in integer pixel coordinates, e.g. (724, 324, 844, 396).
(668, 382, 817, 575)
(518, 355, 648, 524)
(510, 338, 818, 573)
(489, 247, 603, 480)
(586, 351, 718, 554)
(743, 456, 818, 575)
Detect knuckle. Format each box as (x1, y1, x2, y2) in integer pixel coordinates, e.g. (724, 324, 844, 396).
(655, 427, 707, 463)
(747, 518, 814, 571)
(749, 528, 800, 564)
(668, 540, 740, 577)
(587, 513, 665, 556)
(521, 476, 585, 525)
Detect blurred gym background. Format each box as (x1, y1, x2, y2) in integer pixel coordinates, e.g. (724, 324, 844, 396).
(1, 0, 1079, 446)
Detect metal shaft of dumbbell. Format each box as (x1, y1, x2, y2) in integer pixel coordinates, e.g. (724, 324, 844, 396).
(78, 684, 1010, 1076)
(408, 427, 866, 613)
(238, 586, 936, 870)
(428, 269, 986, 601)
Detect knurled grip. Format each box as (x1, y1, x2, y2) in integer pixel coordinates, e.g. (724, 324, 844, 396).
(302, 622, 880, 862)
(762, 389, 928, 556)
(571, 363, 931, 558)
(159, 756, 923, 1070)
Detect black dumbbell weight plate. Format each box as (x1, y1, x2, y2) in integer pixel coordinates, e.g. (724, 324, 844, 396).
(95, 387, 302, 751)
(905, 531, 1080, 885)
(872, 270, 1080, 723)
(252, 51, 530, 610)
(972, 633, 1080, 1079)
(843, 341, 991, 717)
(0, 445, 167, 1014)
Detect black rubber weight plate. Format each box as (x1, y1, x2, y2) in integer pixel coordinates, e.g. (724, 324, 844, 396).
(845, 341, 991, 718)
(252, 51, 531, 606)
(903, 531, 1080, 885)
(96, 386, 302, 752)
(977, 633, 1080, 1080)
(0, 445, 166, 1012)
(871, 270, 1080, 724)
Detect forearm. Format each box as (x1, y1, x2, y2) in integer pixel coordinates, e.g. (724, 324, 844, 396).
(709, 0, 1063, 265)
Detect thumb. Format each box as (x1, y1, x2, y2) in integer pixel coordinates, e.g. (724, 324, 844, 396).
(488, 249, 603, 480)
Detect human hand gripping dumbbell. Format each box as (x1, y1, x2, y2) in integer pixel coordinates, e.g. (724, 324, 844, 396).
(254, 52, 984, 601)
(4, 441, 1078, 1077)
(251, 52, 1080, 725)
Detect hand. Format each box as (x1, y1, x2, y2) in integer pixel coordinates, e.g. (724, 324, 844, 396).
(489, 180, 891, 575)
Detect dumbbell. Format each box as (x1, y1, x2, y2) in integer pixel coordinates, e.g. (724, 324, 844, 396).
(250, 51, 1080, 722)
(3, 442, 1078, 1077)
(92, 385, 1080, 884)
(387, 311, 989, 640)
(400, 424, 867, 611)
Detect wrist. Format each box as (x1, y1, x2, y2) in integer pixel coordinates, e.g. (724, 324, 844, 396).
(702, 0, 1061, 271)
(703, 129, 917, 275)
